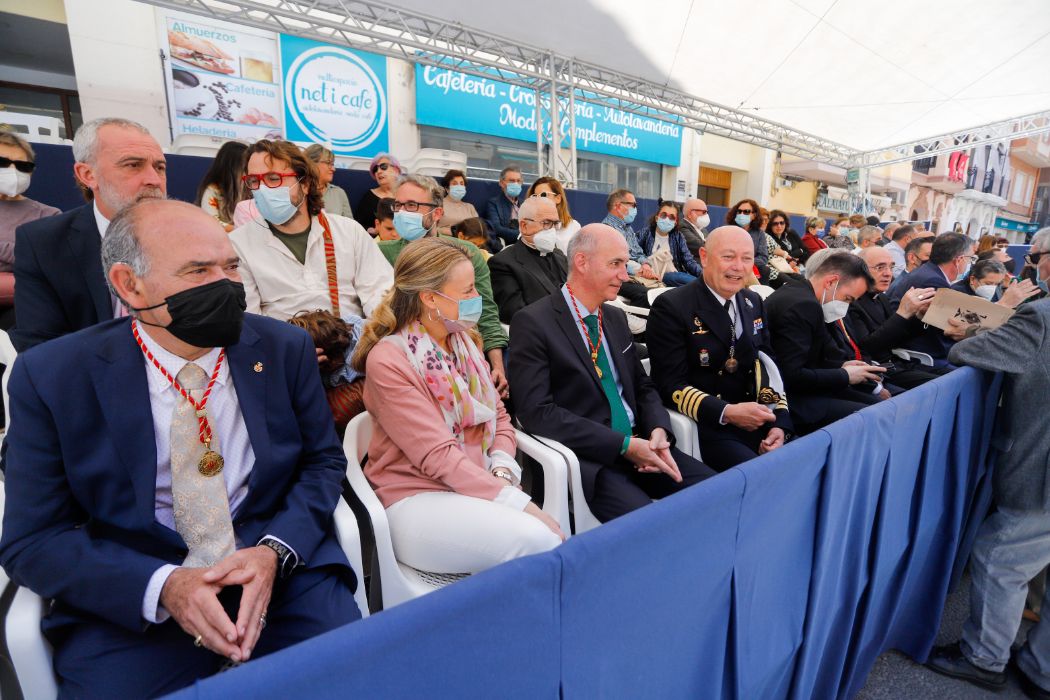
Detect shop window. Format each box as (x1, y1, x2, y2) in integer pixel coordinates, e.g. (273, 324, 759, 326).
(0, 81, 82, 139)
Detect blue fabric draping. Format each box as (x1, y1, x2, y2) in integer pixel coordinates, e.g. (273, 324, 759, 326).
(162, 368, 999, 700)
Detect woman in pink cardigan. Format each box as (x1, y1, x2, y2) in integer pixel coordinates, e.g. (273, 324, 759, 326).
(353, 237, 563, 574)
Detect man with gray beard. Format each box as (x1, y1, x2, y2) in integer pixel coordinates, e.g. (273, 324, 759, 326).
(12, 117, 167, 350)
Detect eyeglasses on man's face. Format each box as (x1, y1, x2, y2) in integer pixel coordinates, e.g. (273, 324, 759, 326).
(392, 200, 438, 213)
(522, 217, 561, 230)
(242, 171, 297, 190)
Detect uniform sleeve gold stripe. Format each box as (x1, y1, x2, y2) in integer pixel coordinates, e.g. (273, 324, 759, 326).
(672, 386, 707, 420)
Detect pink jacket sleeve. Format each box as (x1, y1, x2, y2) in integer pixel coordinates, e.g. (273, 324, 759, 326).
(364, 342, 512, 501)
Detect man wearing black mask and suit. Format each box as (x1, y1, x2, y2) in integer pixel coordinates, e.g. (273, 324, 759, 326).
(489, 195, 568, 324)
(765, 250, 887, 433)
(12, 117, 167, 351)
(509, 223, 715, 522)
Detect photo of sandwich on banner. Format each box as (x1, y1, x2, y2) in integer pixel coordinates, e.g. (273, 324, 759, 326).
(168, 30, 235, 75)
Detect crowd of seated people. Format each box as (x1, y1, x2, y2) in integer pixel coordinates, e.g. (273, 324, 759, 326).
(4, 116, 1043, 695)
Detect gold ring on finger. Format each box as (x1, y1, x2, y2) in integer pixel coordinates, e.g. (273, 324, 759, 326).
(193, 634, 203, 648)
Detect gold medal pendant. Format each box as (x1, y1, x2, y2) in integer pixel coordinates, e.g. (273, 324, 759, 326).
(198, 450, 225, 477)
(724, 358, 739, 373)
(594, 363, 603, 379)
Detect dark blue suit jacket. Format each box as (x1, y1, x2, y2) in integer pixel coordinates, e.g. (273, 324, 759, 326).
(12, 204, 113, 352)
(894, 261, 956, 359)
(483, 192, 521, 246)
(0, 314, 352, 634)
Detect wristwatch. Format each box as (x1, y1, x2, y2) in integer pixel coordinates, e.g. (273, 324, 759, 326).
(492, 468, 515, 484)
(259, 537, 297, 579)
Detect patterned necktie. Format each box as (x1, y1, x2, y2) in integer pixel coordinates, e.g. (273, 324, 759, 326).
(582, 314, 633, 437)
(170, 362, 236, 568)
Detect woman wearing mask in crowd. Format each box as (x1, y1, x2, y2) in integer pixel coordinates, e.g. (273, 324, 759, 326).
(954, 257, 1042, 308)
(848, 214, 867, 245)
(825, 216, 855, 250)
(436, 169, 479, 237)
(727, 198, 769, 281)
(526, 176, 581, 254)
(304, 144, 353, 219)
(354, 237, 563, 575)
(766, 209, 809, 263)
(637, 201, 701, 287)
(353, 152, 401, 234)
(0, 131, 58, 321)
(801, 217, 829, 257)
(195, 140, 248, 232)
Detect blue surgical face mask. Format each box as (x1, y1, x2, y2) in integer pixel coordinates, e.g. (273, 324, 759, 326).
(393, 211, 429, 241)
(1037, 263, 1050, 293)
(252, 185, 299, 225)
(449, 184, 467, 201)
(505, 182, 522, 198)
(435, 291, 482, 332)
(656, 217, 675, 233)
(734, 213, 752, 228)
(623, 206, 637, 224)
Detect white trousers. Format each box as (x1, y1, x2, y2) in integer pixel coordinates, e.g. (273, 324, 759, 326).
(386, 491, 561, 574)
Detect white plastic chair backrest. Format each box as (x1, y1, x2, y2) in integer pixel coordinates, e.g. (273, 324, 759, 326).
(0, 111, 64, 143)
(0, 329, 17, 438)
(750, 284, 775, 300)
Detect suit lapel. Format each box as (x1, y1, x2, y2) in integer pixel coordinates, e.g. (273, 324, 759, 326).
(69, 206, 113, 322)
(515, 245, 561, 295)
(90, 322, 162, 530)
(552, 293, 603, 393)
(224, 323, 270, 505)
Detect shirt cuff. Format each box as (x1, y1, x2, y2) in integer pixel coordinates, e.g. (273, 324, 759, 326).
(495, 485, 532, 511)
(258, 535, 300, 568)
(718, 406, 729, 425)
(142, 564, 179, 624)
(489, 449, 522, 484)
(620, 435, 631, 455)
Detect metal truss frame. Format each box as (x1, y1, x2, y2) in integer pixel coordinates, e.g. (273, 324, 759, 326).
(143, 0, 1050, 187)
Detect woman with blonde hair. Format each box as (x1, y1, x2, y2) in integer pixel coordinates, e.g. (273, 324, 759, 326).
(354, 237, 563, 573)
(526, 176, 581, 253)
(304, 143, 353, 218)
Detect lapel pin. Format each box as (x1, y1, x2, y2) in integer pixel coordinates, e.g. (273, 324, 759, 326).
(253, 362, 264, 373)
(744, 297, 754, 309)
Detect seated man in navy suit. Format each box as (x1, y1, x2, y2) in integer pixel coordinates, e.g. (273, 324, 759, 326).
(0, 199, 360, 698)
(508, 223, 715, 522)
(12, 117, 167, 351)
(482, 165, 524, 248)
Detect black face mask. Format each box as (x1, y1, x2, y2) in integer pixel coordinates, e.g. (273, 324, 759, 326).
(1004, 257, 1017, 275)
(134, 279, 247, 348)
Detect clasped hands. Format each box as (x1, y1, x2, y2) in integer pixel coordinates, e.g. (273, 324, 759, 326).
(625, 428, 682, 480)
(160, 545, 278, 663)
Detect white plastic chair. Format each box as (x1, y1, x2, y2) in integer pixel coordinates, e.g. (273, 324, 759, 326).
(892, 348, 935, 367)
(641, 355, 702, 461)
(0, 111, 65, 144)
(526, 435, 603, 535)
(331, 498, 370, 618)
(749, 284, 776, 300)
(342, 412, 570, 610)
(404, 148, 467, 177)
(170, 134, 227, 157)
(0, 328, 17, 446)
(1, 480, 59, 700)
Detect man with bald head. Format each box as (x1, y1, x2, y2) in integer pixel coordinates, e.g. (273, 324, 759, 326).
(647, 226, 792, 471)
(0, 199, 361, 696)
(489, 195, 569, 323)
(680, 197, 711, 258)
(840, 246, 941, 390)
(509, 223, 715, 522)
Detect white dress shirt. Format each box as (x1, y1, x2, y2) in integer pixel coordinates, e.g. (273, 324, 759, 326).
(704, 284, 743, 425)
(92, 203, 127, 319)
(138, 324, 258, 623)
(229, 212, 393, 321)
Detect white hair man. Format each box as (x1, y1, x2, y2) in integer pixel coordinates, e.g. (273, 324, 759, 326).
(12, 117, 167, 351)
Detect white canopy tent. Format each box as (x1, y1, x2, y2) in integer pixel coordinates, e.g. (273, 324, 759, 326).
(143, 0, 1050, 177)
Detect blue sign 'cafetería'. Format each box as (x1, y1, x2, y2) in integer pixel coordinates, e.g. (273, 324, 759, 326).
(414, 64, 683, 166)
(281, 34, 389, 157)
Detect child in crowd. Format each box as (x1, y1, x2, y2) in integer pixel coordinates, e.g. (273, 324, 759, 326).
(374, 196, 399, 241)
(287, 309, 367, 433)
(452, 217, 494, 259)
